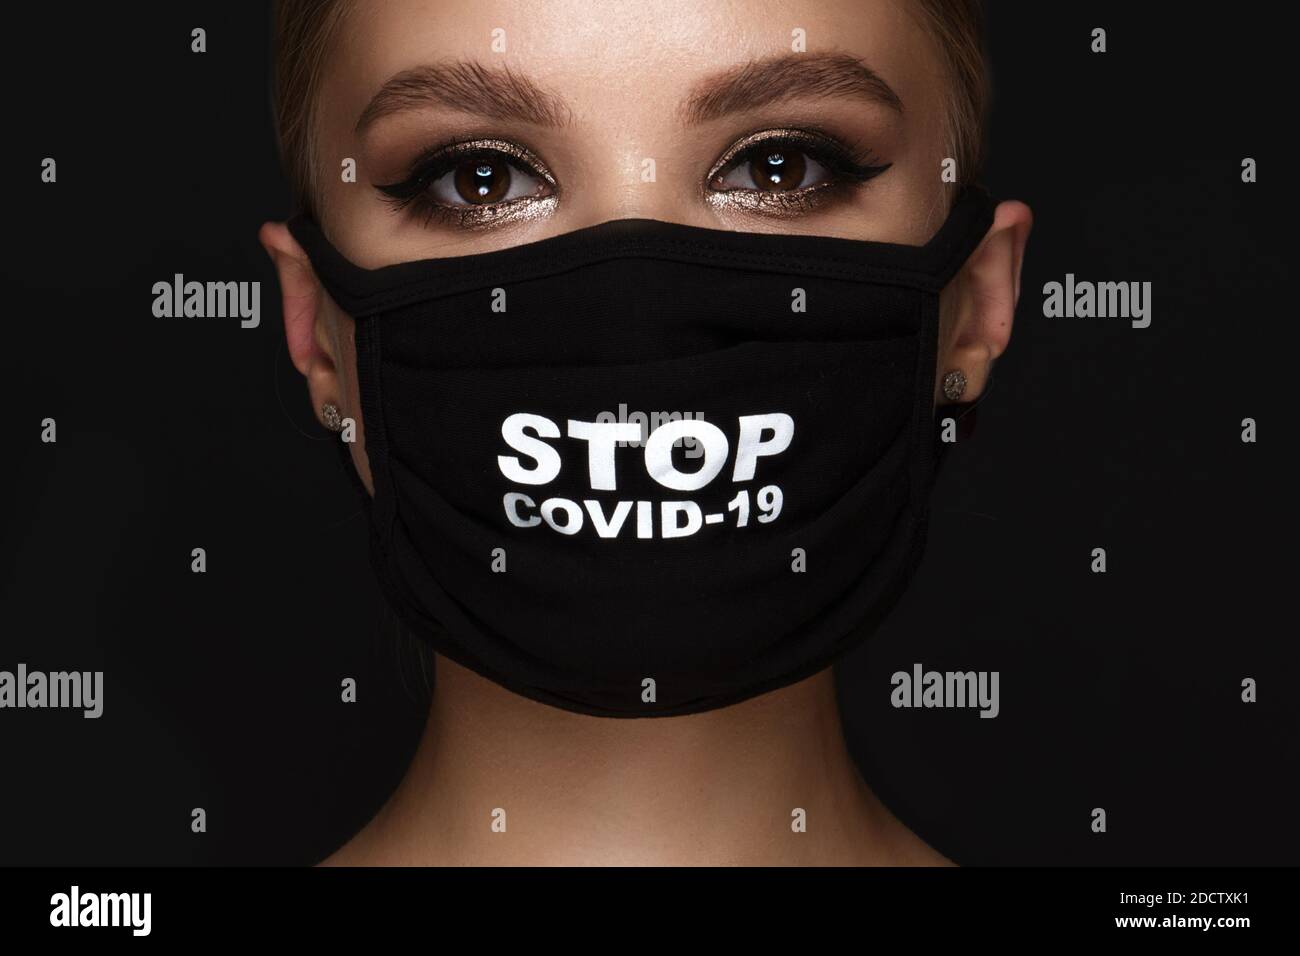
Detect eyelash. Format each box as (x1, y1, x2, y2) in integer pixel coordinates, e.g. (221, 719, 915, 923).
(373, 129, 890, 227)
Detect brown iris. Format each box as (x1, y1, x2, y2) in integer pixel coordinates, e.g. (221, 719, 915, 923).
(749, 148, 806, 191)
(454, 157, 511, 204)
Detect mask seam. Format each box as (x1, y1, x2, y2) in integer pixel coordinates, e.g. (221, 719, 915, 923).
(356, 315, 400, 566)
(324, 259, 950, 317)
(912, 289, 940, 522)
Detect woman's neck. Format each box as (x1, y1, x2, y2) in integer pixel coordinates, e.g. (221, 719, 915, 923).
(321, 655, 950, 866)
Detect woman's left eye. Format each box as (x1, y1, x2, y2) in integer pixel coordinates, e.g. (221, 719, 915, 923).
(711, 145, 830, 193)
(707, 131, 890, 199)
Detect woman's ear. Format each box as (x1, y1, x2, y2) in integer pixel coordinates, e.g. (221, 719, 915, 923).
(937, 199, 1033, 403)
(258, 221, 342, 425)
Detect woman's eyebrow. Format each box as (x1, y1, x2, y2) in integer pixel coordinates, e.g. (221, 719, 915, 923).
(680, 52, 904, 125)
(354, 52, 901, 136)
(355, 60, 573, 134)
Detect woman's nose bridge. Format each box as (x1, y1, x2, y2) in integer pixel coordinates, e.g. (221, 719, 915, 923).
(564, 141, 701, 225)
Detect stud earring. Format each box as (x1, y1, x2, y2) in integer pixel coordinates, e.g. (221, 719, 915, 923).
(321, 403, 343, 432)
(941, 369, 967, 402)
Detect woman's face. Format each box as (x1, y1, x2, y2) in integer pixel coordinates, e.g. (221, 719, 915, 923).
(315, 0, 955, 265)
(271, 0, 1027, 495)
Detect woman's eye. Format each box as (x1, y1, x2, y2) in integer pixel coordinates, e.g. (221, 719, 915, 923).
(430, 154, 549, 206)
(706, 132, 891, 207)
(712, 146, 832, 193)
(375, 141, 558, 224)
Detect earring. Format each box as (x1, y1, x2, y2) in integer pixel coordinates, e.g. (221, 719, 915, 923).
(941, 369, 967, 402)
(321, 403, 343, 432)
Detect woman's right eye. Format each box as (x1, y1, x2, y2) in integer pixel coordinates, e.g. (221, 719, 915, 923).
(375, 140, 557, 224)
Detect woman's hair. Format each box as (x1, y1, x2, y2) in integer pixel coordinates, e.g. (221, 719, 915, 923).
(270, 0, 988, 216)
(270, 0, 353, 218)
(911, 0, 987, 188)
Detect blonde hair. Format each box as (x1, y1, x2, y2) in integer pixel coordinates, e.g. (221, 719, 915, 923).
(271, 0, 354, 218)
(911, 0, 987, 187)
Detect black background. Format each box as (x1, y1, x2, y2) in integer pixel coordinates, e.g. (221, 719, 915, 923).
(1, 2, 1294, 866)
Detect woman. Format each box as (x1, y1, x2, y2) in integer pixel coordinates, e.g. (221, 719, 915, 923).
(260, 0, 1032, 865)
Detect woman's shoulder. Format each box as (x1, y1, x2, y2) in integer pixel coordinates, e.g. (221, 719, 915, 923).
(312, 818, 429, 866)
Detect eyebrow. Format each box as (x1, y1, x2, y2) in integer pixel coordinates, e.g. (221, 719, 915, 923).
(356, 52, 901, 136)
(355, 60, 573, 134)
(681, 52, 904, 125)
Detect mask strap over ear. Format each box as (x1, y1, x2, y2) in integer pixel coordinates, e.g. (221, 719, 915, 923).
(330, 431, 373, 512)
(926, 185, 999, 470)
(921, 185, 997, 288)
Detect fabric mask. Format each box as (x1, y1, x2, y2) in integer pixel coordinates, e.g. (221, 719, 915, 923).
(287, 186, 996, 717)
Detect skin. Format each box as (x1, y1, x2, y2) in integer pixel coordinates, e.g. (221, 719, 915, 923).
(260, 0, 1031, 865)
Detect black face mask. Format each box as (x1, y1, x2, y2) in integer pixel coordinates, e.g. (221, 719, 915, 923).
(287, 187, 996, 717)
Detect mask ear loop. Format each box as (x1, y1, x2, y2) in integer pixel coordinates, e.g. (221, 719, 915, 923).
(331, 428, 374, 512)
(925, 186, 1000, 463)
